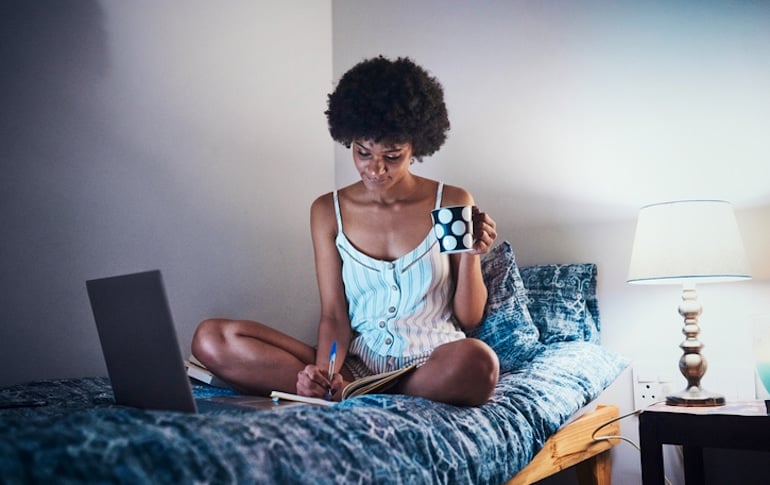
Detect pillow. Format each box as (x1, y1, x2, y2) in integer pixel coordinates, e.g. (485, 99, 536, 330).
(519, 263, 600, 345)
(467, 241, 544, 373)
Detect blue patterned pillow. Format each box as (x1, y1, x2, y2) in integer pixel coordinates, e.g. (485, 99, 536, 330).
(519, 263, 600, 344)
(467, 241, 544, 373)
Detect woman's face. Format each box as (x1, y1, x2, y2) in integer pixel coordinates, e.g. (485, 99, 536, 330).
(352, 139, 413, 191)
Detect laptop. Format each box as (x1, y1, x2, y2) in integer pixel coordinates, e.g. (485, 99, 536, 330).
(86, 270, 289, 413)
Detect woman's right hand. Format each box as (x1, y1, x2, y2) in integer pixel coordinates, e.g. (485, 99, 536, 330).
(296, 364, 329, 398)
(296, 364, 347, 401)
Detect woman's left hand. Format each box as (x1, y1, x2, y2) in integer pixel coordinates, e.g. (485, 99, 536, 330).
(471, 207, 497, 255)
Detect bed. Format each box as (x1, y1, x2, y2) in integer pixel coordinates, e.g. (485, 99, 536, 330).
(0, 242, 628, 484)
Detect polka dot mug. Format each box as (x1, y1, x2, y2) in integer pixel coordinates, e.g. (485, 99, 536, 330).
(431, 205, 474, 253)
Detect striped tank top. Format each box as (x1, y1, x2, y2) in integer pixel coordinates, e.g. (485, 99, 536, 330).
(333, 182, 466, 375)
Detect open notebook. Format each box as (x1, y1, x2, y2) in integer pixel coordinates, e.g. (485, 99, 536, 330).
(270, 364, 417, 406)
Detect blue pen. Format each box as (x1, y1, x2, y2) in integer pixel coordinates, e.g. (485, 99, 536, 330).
(325, 341, 337, 400)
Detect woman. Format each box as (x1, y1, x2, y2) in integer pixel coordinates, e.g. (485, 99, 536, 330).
(192, 56, 499, 406)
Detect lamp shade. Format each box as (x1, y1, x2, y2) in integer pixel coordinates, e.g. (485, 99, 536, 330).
(627, 200, 751, 285)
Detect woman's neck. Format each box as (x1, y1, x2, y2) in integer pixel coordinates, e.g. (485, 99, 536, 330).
(360, 174, 423, 206)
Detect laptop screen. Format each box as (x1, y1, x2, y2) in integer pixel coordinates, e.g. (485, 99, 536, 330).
(86, 270, 197, 413)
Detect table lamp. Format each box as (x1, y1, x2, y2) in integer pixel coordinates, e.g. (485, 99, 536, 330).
(627, 200, 751, 406)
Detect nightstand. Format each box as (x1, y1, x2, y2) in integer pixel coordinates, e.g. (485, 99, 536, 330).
(639, 401, 770, 484)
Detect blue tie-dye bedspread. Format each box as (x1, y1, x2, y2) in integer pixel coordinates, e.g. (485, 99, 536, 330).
(0, 342, 627, 484)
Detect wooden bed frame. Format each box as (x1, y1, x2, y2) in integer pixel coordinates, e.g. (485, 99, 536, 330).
(507, 404, 620, 485)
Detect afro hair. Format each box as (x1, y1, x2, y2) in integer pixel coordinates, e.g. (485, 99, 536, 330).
(325, 56, 450, 160)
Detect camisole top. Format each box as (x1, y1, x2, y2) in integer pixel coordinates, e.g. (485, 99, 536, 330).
(333, 182, 465, 373)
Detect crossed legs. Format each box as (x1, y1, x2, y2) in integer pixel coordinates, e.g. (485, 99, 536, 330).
(192, 319, 499, 406)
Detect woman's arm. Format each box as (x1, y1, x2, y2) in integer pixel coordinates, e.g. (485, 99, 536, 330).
(296, 193, 353, 398)
(442, 186, 497, 330)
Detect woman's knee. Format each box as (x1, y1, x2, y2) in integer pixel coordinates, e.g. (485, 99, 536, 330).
(425, 339, 499, 406)
(459, 339, 500, 400)
(191, 318, 229, 368)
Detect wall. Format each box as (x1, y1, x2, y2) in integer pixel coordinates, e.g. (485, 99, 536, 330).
(0, 1, 333, 387)
(332, 1, 770, 483)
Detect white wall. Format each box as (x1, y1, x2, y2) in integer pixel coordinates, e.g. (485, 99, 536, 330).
(0, 1, 333, 386)
(332, 1, 770, 483)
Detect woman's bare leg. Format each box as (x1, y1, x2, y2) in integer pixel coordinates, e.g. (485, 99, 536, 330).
(191, 318, 316, 396)
(397, 339, 499, 406)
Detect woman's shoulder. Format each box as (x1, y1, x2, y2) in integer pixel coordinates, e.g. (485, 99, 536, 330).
(408, 176, 473, 205)
(440, 182, 475, 206)
(310, 191, 338, 225)
(310, 183, 360, 224)
(311, 191, 334, 211)
(310, 192, 339, 241)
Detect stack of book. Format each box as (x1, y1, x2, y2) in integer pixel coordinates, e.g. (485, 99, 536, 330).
(185, 355, 230, 388)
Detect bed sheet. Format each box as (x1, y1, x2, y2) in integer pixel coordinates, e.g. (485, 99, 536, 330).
(0, 341, 627, 484)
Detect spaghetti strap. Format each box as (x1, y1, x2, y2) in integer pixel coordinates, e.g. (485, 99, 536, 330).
(333, 190, 343, 233)
(434, 182, 444, 209)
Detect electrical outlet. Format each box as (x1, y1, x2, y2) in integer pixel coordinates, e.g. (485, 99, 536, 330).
(632, 365, 675, 409)
(633, 380, 674, 408)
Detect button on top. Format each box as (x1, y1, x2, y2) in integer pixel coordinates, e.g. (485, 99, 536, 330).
(378, 321, 386, 328)
(391, 285, 398, 291)
(387, 262, 395, 269)
(388, 306, 396, 313)
(385, 337, 393, 345)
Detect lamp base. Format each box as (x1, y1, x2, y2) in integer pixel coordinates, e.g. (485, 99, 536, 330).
(666, 387, 725, 407)
(665, 286, 726, 408)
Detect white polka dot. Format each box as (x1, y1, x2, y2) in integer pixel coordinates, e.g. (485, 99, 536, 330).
(443, 236, 457, 251)
(451, 220, 466, 236)
(462, 233, 474, 249)
(433, 224, 445, 238)
(461, 206, 472, 221)
(438, 208, 453, 224)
